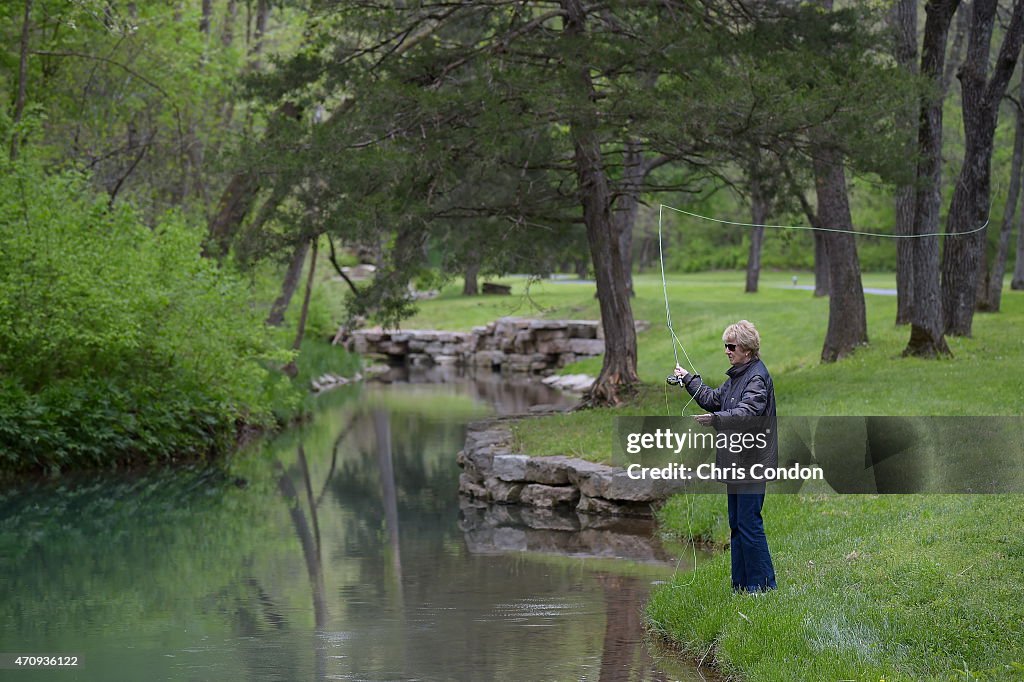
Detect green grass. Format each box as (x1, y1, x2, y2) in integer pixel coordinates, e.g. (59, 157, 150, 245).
(403, 269, 1024, 681)
(399, 275, 605, 331)
(649, 493, 1024, 681)
(399, 271, 1023, 463)
(431, 271, 1022, 462)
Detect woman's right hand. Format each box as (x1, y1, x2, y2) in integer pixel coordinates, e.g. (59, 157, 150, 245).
(673, 365, 689, 381)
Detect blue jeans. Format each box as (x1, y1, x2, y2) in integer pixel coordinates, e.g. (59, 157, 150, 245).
(727, 487, 777, 592)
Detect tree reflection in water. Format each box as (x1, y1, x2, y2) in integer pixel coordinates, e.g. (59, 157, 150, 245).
(0, 379, 711, 681)
(275, 446, 328, 679)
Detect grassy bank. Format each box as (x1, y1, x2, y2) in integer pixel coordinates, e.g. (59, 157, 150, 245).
(649, 494, 1024, 680)
(405, 270, 1024, 680)
(407, 271, 1022, 462)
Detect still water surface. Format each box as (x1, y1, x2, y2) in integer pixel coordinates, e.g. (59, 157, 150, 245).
(0, 373, 705, 681)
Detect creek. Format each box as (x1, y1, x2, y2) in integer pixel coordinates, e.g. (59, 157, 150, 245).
(0, 370, 709, 681)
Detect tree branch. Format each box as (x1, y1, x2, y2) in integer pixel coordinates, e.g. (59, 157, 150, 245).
(31, 49, 185, 156)
(327, 235, 361, 298)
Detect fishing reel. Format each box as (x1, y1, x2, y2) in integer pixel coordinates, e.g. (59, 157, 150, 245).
(665, 374, 683, 386)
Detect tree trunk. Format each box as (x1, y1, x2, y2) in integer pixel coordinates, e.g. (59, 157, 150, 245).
(204, 171, 260, 258)
(325, 235, 360, 298)
(561, 0, 638, 406)
(186, 0, 215, 203)
(204, 102, 302, 259)
(892, 0, 918, 325)
(1014, 180, 1024, 287)
(233, 182, 293, 264)
(813, 231, 830, 297)
(463, 256, 479, 296)
(813, 151, 868, 362)
(292, 238, 318, 352)
(248, 0, 270, 71)
(199, 0, 212, 34)
(793, 186, 829, 296)
(978, 71, 1024, 312)
(241, 0, 272, 132)
(266, 240, 311, 327)
(218, 0, 240, 125)
(745, 172, 768, 294)
(614, 140, 644, 298)
(940, 0, 1024, 336)
(9, 0, 32, 161)
(221, 0, 238, 47)
(746, 225, 765, 294)
(905, 0, 960, 358)
(942, 0, 970, 94)
(895, 185, 916, 323)
(894, 184, 916, 323)
(282, 237, 318, 378)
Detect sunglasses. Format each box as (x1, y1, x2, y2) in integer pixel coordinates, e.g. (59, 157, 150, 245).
(724, 343, 738, 351)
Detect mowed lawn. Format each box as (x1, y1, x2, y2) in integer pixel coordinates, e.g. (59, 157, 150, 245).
(407, 271, 1022, 459)
(407, 270, 1024, 681)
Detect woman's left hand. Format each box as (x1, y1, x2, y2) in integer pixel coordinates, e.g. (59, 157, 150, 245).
(693, 413, 714, 427)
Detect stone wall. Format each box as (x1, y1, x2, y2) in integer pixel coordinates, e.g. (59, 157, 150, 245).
(459, 500, 676, 562)
(343, 317, 645, 374)
(458, 420, 686, 518)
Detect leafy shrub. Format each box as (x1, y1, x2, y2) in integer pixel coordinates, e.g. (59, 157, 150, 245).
(0, 160, 287, 473)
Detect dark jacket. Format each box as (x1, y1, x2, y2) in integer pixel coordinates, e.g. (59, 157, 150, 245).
(682, 358, 778, 478)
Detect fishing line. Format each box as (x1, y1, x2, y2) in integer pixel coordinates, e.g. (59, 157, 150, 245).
(656, 201, 990, 405)
(661, 204, 989, 238)
(658, 202, 699, 588)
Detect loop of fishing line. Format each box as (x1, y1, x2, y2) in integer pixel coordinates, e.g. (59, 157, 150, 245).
(654, 202, 990, 590)
(661, 203, 989, 238)
(657, 203, 701, 588)
(656, 201, 990, 408)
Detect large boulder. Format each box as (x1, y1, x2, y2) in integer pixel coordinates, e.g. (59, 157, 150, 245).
(517, 507, 581, 531)
(471, 350, 504, 367)
(567, 322, 599, 339)
(536, 338, 571, 354)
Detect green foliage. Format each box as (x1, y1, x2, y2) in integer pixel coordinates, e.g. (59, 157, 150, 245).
(0, 159, 286, 473)
(1, 0, 307, 222)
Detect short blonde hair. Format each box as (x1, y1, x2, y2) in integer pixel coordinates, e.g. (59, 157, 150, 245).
(723, 320, 760, 358)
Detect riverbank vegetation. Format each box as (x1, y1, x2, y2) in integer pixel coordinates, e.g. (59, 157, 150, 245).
(0, 156, 364, 474)
(0, 159, 286, 472)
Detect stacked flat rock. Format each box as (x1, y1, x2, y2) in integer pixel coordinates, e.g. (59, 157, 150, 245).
(344, 318, 629, 373)
(457, 420, 687, 518)
(458, 498, 672, 561)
